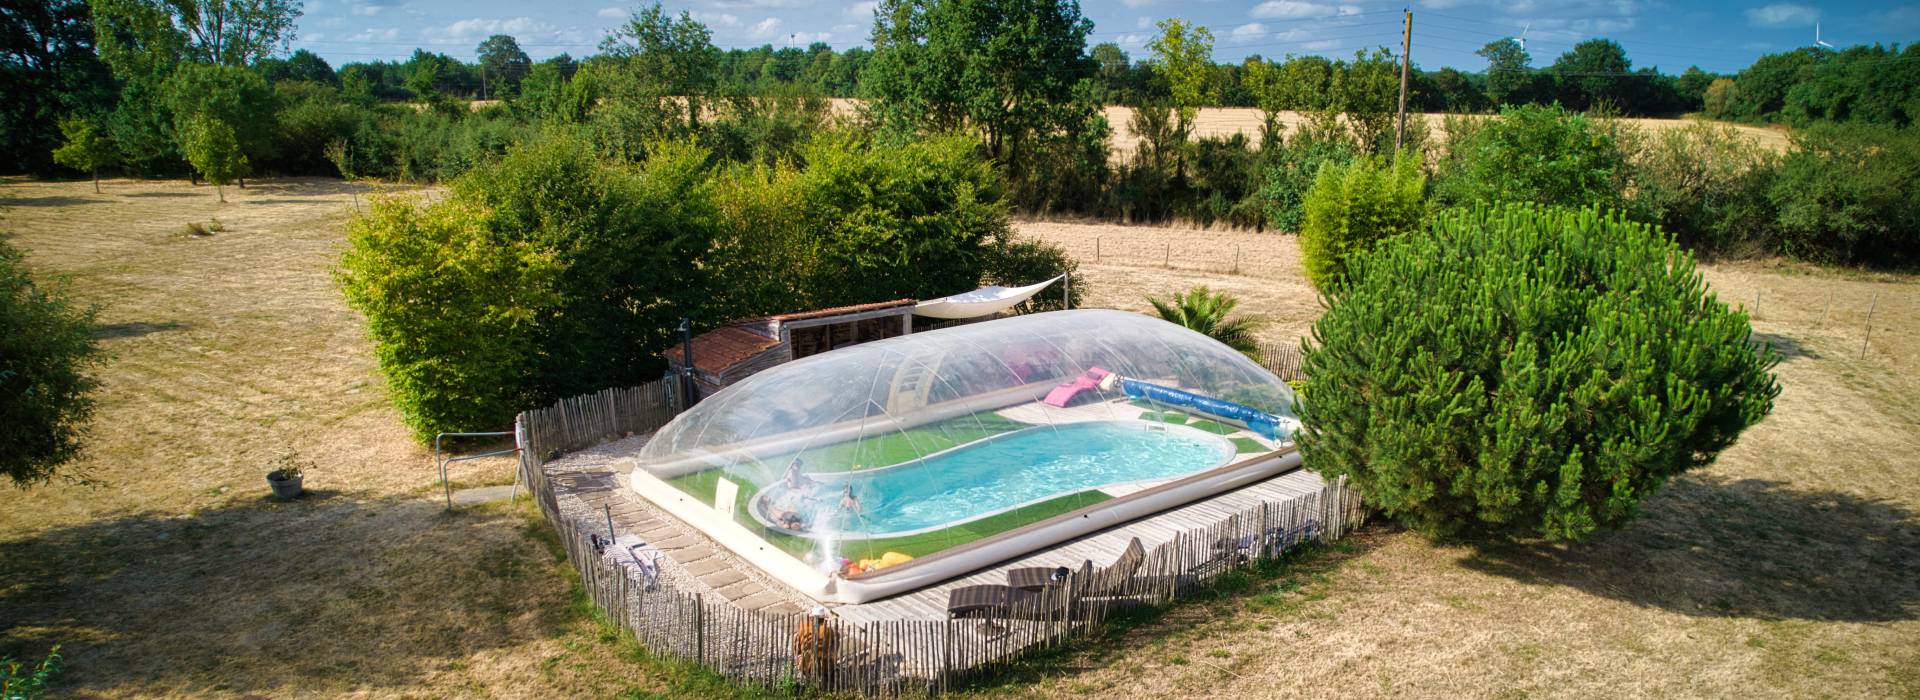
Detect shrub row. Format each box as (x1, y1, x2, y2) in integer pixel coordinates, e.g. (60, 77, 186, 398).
(337, 130, 1073, 439)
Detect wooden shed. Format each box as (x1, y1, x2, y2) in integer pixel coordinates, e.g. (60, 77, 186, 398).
(663, 299, 918, 399)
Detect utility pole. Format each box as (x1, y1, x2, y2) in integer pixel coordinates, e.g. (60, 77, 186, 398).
(1395, 9, 1413, 152)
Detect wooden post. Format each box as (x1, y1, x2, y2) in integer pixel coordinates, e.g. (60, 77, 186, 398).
(1394, 10, 1413, 152)
(1063, 270, 1071, 310)
(694, 593, 706, 665)
(1233, 245, 1241, 275)
(1861, 292, 1878, 359)
(1095, 236, 1101, 262)
(1164, 242, 1171, 268)
(1821, 290, 1833, 327)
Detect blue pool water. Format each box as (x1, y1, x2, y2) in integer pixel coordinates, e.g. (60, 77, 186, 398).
(762, 421, 1233, 536)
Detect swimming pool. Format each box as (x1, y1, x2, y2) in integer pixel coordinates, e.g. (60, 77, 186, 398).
(753, 421, 1236, 537)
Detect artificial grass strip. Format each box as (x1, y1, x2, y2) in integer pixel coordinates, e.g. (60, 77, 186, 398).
(1188, 419, 1239, 435)
(759, 412, 1027, 473)
(1230, 437, 1269, 454)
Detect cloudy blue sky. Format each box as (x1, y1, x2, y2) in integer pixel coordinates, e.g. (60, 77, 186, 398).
(289, 0, 1919, 74)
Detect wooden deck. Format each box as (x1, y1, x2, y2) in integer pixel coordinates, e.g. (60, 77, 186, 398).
(542, 433, 1325, 623)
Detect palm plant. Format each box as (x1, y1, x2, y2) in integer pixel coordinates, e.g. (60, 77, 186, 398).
(1146, 286, 1264, 356)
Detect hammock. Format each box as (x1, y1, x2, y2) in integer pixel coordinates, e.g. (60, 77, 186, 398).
(913, 276, 1063, 319)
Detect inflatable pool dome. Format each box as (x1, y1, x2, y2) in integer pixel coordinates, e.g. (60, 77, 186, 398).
(624, 309, 1302, 603)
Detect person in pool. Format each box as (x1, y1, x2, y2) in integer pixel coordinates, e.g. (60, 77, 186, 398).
(839, 484, 861, 515)
(784, 459, 816, 492)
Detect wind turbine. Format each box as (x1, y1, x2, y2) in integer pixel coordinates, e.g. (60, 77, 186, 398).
(1814, 22, 1833, 48)
(1518, 22, 1531, 51)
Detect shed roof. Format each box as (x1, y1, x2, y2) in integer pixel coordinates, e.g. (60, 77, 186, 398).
(663, 326, 781, 375)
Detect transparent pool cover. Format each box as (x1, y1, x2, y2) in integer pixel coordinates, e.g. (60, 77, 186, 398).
(630, 309, 1300, 580)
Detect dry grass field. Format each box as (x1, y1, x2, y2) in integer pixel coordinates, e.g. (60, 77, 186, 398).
(824, 99, 1796, 156)
(0, 177, 734, 699)
(2, 177, 1916, 698)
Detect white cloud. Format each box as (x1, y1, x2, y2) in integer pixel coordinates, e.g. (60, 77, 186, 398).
(1230, 23, 1267, 40)
(349, 27, 401, 41)
(1115, 33, 1147, 46)
(1135, 16, 1155, 29)
(1300, 39, 1342, 50)
(351, 4, 382, 16)
(1118, 0, 1156, 8)
(791, 31, 833, 43)
(1745, 3, 1819, 28)
(1249, 1, 1361, 20)
(832, 22, 860, 33)
(846, 0, 877, 18)
(597, 7, 626, 19)
(693, 11, 740, 25)
(748, 16, 784, 39)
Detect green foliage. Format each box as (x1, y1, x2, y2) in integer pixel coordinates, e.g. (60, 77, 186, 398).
(0, 239, 100, 487)
(599, 3, 719, 129)
(980, 235, 1085, 314)
(0, 645, 61, 700)
(1300, 204, 1780, 541)
(1769, 123, 1920, 266)
(1146, 286, 1263, 356)
(788, 133, 1009, 306)
(340, 129, 1012, 439)
(1, 0, 116, 175)
(1259, 130, 1357, 232)
(862, 0, 1107, 211)
(1299, 154, 1426, 289)
(179, 116, 247, 199)
(1147, 19, 1217, 128)
(1434, 104, 1627, 212)
(162, 63, 279, 164)
(51, 117, 118, 191)
(337, 132, 715, 438)
(475, 34, 531, 98)
(1627, 120, 1779, 256)
(1477, 38, 1538, 106)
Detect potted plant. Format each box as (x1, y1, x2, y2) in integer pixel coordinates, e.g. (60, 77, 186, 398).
(266, 452, 306, 500)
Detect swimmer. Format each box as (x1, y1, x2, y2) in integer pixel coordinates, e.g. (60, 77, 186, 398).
(839, 484, 861, 514)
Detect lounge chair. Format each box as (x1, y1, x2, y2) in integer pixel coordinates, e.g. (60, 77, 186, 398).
(1006, 537, 1145, 594)
(946, 581, 1089, 620)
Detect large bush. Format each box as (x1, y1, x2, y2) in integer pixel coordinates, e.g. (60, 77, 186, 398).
(789, 133, 1009, 307)
(1769, 123, 1920, 266)
(1434, 104, 1628, 211)
(1300, 205, 1779, 541)
(1298, 154, 1425, 289)
(337, 134, 718, 438)
(0, 239, 101, 487)
(339, 129, 1014, 439)
(1627, 121, 1779, 257)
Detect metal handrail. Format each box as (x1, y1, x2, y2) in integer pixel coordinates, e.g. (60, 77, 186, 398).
(435, 431, 517, 510)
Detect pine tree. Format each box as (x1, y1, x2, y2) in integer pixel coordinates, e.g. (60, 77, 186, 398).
(1300, 204, 1780, 541)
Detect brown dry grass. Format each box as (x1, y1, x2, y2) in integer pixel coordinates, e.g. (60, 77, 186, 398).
(991, 220, 1920, 698)
(0, 177, 734, 699)
(2, 177, 1915, 698)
